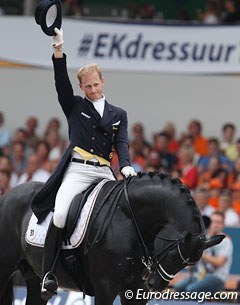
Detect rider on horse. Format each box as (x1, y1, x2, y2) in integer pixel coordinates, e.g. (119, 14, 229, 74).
(31, 27, 137, 300)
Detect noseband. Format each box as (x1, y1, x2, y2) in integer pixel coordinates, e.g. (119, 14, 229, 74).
(151, 234, 205, 282)
(123, 178, 205, 284)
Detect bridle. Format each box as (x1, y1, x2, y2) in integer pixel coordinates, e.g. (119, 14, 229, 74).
(150, 234, 205, 282)
(123, 178, 205, 284)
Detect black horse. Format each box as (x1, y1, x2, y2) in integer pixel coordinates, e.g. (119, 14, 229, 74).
(0, 173, 224, 305)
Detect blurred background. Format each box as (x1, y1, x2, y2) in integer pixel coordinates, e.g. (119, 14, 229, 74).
(0, 0, 240, 24)
(1, 0, 240, 303)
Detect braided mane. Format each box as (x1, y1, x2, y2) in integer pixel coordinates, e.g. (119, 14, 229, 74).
(133, 172, 201, 226)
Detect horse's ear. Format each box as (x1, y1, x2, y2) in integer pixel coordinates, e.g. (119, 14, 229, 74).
(203, 234, 225, 250)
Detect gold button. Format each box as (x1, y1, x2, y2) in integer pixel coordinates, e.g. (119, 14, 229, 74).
(100, 153, 103, 157)
(104, 132, 107, 136)
(92, 136, 95, 140)
(93, 124, 96, 128)
(90, 149, 94, 153)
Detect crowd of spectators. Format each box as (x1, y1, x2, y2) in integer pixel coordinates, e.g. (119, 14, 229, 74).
(196, 0, 240, 24)
(112, 119, 240, 227)
(1, 0, 240, 24)
(0, 112, 66, 194)
(51, 0, 240, 23)
(57, 0, 240, 24)
(1, 111, 240, 227)
(123, 0, 240, 23)
(1, 111, 240, 291)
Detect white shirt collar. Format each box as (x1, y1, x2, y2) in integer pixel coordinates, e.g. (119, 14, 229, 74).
(88, 95, 105, 117)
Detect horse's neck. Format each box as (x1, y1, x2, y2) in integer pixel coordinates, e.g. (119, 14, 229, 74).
(127, 187, 167, 241)
(127, 180, 196, 240)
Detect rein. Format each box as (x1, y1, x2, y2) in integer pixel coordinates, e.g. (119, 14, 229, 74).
(152, 233, 205, 282)
(84, 180, 124, 253)
(86, 177, 205, 285)
(123, 178, 153, 271)
(123, 178, 204, 284)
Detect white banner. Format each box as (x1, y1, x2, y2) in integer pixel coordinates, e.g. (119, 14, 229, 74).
(1, 16, 240, 73)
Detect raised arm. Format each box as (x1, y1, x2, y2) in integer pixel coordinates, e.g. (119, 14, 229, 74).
(52, 28, 75, 118)
(52, 28, 64, 59)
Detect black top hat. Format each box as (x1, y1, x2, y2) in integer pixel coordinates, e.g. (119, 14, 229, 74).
(35, 0, 62, 36)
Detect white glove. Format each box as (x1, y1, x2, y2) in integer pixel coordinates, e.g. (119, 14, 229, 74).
(121, 166, 137, 178)
(52, 28, 64, 47)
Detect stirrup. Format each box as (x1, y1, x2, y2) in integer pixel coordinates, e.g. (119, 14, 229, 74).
(41, 272, 58, 300)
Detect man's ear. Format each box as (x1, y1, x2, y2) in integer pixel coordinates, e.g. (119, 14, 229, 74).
(79, 83, 82, 90)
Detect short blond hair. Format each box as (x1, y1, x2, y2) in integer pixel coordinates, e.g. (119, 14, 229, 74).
(77, 63, 103, 83)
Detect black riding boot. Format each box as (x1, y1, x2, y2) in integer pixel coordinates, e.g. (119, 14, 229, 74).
(41, 222, 63, 300)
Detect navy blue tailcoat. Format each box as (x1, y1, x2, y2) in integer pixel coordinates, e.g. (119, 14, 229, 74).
(32, 55, 130, 223)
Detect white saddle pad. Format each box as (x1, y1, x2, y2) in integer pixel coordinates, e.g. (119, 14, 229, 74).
(25, 179, 109, 249)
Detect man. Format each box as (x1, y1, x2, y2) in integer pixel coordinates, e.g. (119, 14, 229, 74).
(153, 132, 177, 173)
(25, 116, 40, 151)
(193, 187, 215, 218)
(222, 0, 240, 23)
(220, 123, 238, 161)
(17, 153, 51, 184)
(174, 211, 233, 294)
(187, 119, 208, 157)
(31, 28, 137, 300)
(198, 138, 232, 173)
(218, 191, 239, 226)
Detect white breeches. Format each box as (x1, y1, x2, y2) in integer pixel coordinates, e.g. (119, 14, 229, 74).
(53, 162, 115, 228)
